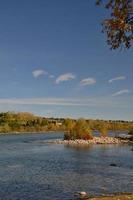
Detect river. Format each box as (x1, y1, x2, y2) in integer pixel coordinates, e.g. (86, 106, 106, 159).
(0, 132, 132, 200)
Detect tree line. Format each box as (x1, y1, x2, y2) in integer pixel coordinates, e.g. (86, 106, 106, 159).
(63, 118, 133, 140)
(0, 112, 132, 134)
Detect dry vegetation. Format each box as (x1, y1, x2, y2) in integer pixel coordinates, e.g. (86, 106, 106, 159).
(0, 112, 133, 135)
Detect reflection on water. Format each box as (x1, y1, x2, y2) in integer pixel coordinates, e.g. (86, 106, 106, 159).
(0, 132, 133, 200)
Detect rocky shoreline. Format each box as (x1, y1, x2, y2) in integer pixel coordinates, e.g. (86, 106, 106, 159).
(52, 136, 130, 145)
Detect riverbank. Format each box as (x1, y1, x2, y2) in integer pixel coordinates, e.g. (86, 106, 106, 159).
(84, 193, 133, 200)
(53, 136, 131, 145)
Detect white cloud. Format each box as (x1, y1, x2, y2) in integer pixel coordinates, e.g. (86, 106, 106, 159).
(49, 75, 55, 79)
(32, 70, 47, 78)
(79, 78, 96, 86)
(55, 73, 75, 84)
(0, 96, 131, 108)
(0, 98, 92, 106)
(109, 76, 126, 83)
(112, 89, 130, 97)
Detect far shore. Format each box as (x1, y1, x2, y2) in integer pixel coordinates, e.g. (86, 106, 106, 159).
(0, 130, 63, 135)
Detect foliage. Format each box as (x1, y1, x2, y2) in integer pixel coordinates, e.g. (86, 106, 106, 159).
(128, 128, 133, 135)
(63, 118, 75, 132)
(86, 119, 133, 131)
(64, 119, 93, 140)
(0, 112, 133, 134)
(98, 124, 108, 137)
(0, 112, 57, 133)
(96, 0, 133, 49)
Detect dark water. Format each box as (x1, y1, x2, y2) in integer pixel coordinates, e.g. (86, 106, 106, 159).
(0, 132, 133, 200)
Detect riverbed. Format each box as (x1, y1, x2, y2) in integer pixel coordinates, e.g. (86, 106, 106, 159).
(0, 132, 133, 200)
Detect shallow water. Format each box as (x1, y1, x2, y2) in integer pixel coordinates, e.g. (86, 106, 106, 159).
(0, 132, 133, 200)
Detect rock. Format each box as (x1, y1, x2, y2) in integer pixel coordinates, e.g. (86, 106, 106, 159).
(129, 136, 133, 141)
(79, 191, 87, 196)
(54, 136, 124, 145)
(110, 163, 117, 167)
(117, 134, 132, 140)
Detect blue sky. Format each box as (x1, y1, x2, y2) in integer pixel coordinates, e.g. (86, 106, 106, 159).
(0, 0, 132, 120)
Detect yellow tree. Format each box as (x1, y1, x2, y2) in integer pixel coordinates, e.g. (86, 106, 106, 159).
(64, 119, 92, 140)
(63, 118, 75, 132)
(98, 123, 108, 137)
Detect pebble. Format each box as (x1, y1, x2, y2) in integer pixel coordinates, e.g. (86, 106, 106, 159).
(79, 191, 87, 196)
(53, 137, 125, 145)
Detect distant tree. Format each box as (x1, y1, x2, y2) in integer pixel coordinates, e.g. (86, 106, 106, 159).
(96, 0, 133, 49)
(0, 124, 10, 133)
(0, 112, 132, 134)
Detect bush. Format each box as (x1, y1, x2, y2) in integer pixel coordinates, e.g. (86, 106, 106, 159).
(98, 124, 108, 137)
(64, 119, 93, 140)
(128, 128, 133, 135)
(99, 127, 108, 137)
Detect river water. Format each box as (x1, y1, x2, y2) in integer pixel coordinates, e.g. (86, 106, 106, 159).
(0, 132, 133, 200)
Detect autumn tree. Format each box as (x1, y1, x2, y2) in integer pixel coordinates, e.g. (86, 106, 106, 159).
(96, 0, 133, 49)
(98, 124, 108, 137)
(63, 118, 75, 132)
(64, 119, 93, 140)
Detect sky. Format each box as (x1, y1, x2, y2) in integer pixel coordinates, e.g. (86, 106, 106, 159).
(0, 0, 132, 120)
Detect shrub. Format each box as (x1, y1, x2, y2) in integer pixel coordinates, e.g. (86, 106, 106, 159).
(128, 128, 133, 135)
(98, 123, 108, 137)
(64, 119, 93, 140)
(100, 127, 108, 137)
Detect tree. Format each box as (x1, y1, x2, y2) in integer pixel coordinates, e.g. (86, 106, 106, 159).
(64, 119, 93, 140)
(99, 125, 108, 137)
(73, 119, 93, 140)
(63, 118, 75, 132)
(96, 0, 133, 49)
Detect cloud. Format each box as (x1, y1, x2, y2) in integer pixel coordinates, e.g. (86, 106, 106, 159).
(49, 75, 55, 79)
(0, 98, 92, 106)
(55, 73, 75, 84)
(79, 78, 96, 86)
(32, 70, 47, 78)
(109, 76, 126, 83)
(112, 89, 130, 97)
(0, 96, 131, 108)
